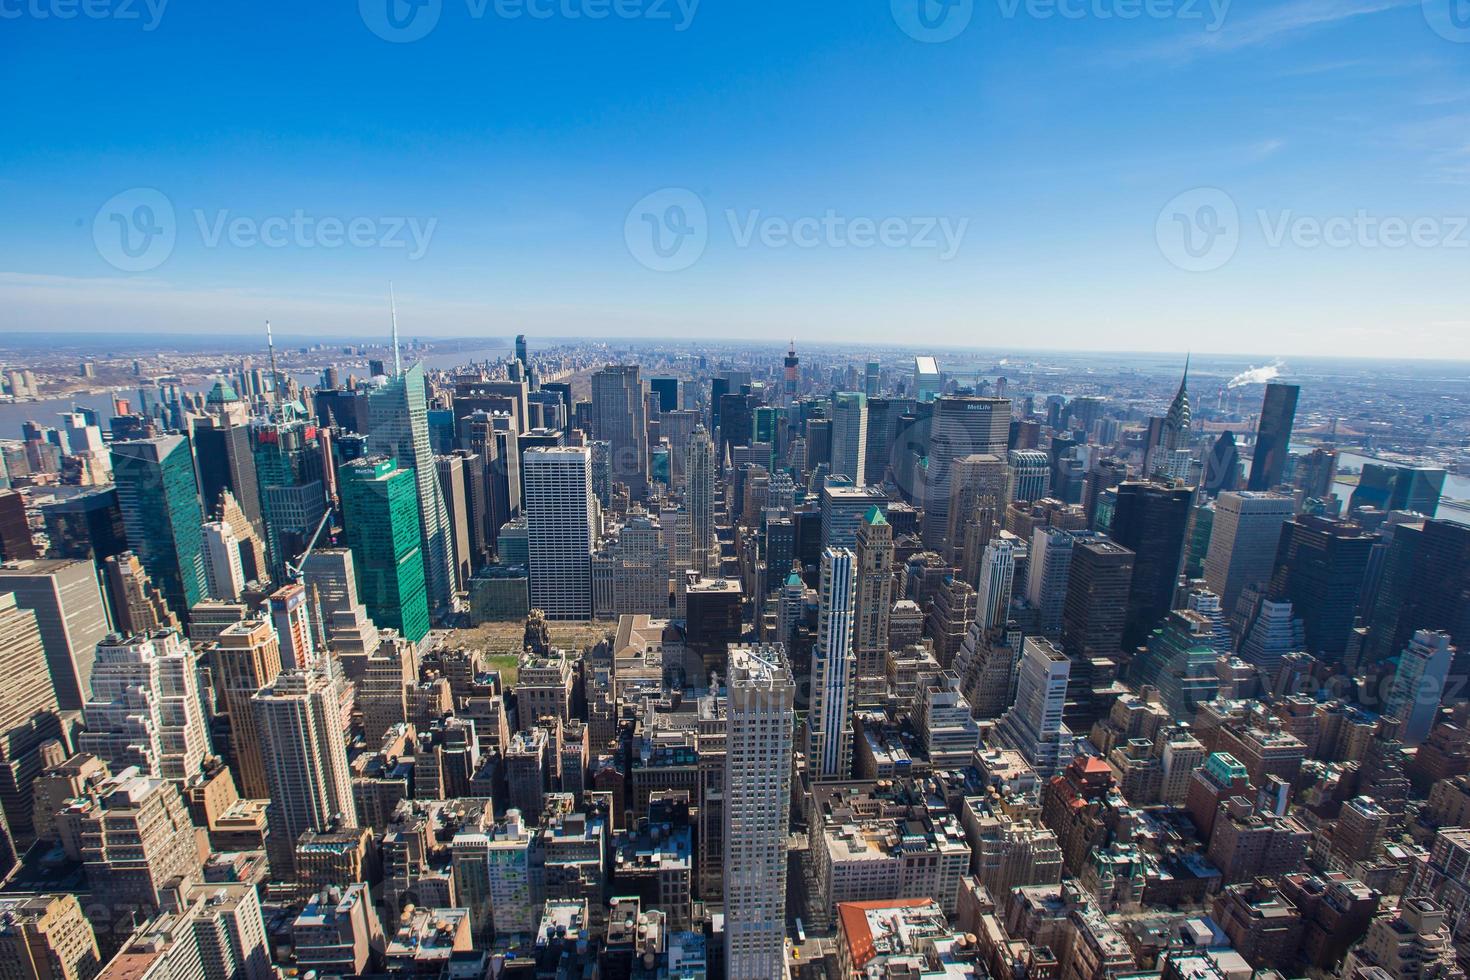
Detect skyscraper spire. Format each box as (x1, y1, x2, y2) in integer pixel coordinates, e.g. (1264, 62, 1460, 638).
(266, 319, 280, 410)
(389, 282, 402, 377)
(1165, 354, 1192, 446)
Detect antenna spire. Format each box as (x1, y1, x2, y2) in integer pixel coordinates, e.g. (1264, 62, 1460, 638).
(266, 319, 280, 410)
(389, 282, 402, 377)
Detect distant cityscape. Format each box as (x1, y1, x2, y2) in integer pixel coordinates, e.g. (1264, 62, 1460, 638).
(0, 333, 1466, 980)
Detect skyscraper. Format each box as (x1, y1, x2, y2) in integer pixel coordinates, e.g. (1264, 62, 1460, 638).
(1061, 537, 1135, 662)
(0, 558, 110, 711)
(1109, 481, 1194, 651)
(947, 452, 1008, 563)
(0, 490, 38, 562)
(1008, 449, 1051, 503)
(103, 550, 179, 634)
(210, 616, 284, 799)
(1349, 463, 1447, 518)
(201, 521, 247, 601)
(436, 453, 474, 589)
(686, 425, 716, 576)
(1267, 515, 1377, 660)
(1247, 382, 1299, 491)
(253, 669, 357, 877)
(249, 414, 328, 582)
(591, 365, 648, 500)
(923, 396, 1011, 551)
(1027, 527, 1083, 639)
(80, 629, 211, 782)
(808, 547, 857, 781)
(724, 644, 795, 980)
(367, 362, 458, 611)
(1385, 629, 1454, 745)
(1203, 491, 1296, 619)
(1150, 358, 1191, 476)
(111, 433, 208, 622)
(523, 447, 595, 620)
(339, 456, 430, 644)
(829, 392, 868, 485)
(0, 593, 62, 849)
(994, 636, 1073, 778)
(40, 487, 127, 562)
(977, 535, 1018, 630)
(269, 583, 317, 671)
(852, 507, 893, 680)
(1366, 519, 1470, 664)
(193, 409, 265, 540)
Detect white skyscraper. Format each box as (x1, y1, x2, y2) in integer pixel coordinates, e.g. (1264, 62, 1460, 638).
(252, 669, 356, 875)
(1027, 527, 1079, 638)
(1203, 491, 1295, 617)
(808, 547, 857, 780)
(81, 629, 211, 783)
(686, 424, 716, 576)
(201, 521, 246, 601)
(523, 446, 596, 620)
(994, 636, 1073, 778)
(724, 644, 795, 980)
(830, 391, 868, 485)
(1386, 629, 1454, 744)
(977, 535, 1017, 630)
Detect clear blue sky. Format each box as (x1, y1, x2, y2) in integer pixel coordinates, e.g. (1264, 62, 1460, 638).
(2, 0, 1467, 357)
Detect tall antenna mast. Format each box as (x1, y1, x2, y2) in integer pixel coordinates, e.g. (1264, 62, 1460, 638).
(266, 319, 280, 409)
(389, 282, 402, 377)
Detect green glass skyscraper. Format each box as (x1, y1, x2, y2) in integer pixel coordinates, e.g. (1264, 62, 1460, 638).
(110, 433, 207, 622)
(367, 362, 456, 613)
(340, 455, 429, 643)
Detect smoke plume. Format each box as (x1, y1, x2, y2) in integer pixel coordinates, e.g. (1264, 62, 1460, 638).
(1226, 360, 1284, 389)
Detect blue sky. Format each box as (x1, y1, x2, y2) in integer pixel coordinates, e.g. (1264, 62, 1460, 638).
(1, 0, 1468, 357)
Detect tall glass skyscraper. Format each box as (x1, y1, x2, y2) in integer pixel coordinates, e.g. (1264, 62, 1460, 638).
(367, 362, 457, 612)
(339, 456, 430, 643)
(1247, 382, 1299, 491)
(110, 434, 208, 622)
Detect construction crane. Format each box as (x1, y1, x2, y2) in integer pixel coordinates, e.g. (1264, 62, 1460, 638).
(285, 508, 335, 584)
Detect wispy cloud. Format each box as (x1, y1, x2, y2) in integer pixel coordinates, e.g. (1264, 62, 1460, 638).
(1248, 138, 1287, 160)
(1128, 0, 1418, 64)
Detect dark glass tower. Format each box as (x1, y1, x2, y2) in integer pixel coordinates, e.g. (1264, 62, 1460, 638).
(1268, 515, 1378, 661)
(1247, 382, 1299, 491)
(1108, 481, 1194, 651)
(110, 433, 208, 622)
